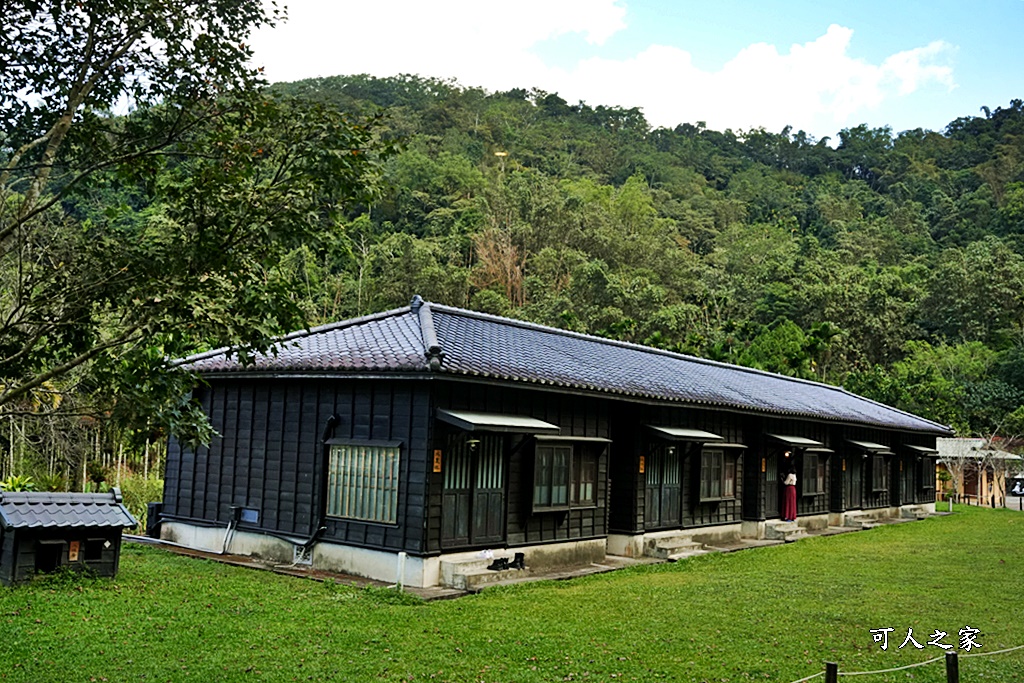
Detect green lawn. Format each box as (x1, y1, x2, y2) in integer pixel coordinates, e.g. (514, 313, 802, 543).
(1, 505, 1022, 682)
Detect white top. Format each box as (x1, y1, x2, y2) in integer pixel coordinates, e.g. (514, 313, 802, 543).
(784, 473, 797, 486)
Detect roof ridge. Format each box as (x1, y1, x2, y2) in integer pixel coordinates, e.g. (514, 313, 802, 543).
(174, 305, 412, 368)
(426, 301, 878, 400)
(411, 295, 444, 371)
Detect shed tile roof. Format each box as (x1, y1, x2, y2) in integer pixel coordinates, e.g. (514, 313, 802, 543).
(0, 490, 137, 530)
(181, 297, 952, 435)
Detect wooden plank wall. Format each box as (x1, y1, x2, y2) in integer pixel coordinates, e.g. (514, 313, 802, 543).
(427, 382, 610, 552)
(0, 533, 13, 585)
(760, 418, 831, 518)
(607, 403, 644, 534)
(162, 373, 945, 560)
(650, 405, 745, 529)
(741, 416, 767, 522)
(899, 434, 940, 505)
(1, 528, 122, 585)
(163, 378, 433, 555)
(833, 426, 897, 512)
(609, 404, 748, 533)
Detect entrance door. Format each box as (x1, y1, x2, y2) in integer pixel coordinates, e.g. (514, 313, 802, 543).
(765, 452, 779, 518)
(472, 437, 505, 544)
(847, 456, 863, 509)
(900, 457, 913, 505)
(441, 434, 505, 548)
(645, 444, 681, 529)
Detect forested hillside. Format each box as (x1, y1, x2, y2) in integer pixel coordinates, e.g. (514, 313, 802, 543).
(269, 75, 1024, 437)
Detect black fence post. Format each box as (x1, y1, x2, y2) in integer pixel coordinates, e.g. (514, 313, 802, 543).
(824, 661, 838, 683)
(945, 651, 959, 683)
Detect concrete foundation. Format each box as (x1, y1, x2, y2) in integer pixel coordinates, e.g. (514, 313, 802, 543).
(161, 521, 607, 588)
(740, 520, 765, 540)
(161, 521, 293, 563)
(315, 542, 437, 587)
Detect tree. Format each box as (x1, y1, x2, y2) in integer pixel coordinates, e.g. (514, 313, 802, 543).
(0, 1, 386, 443)
(938, 439, 978, 508)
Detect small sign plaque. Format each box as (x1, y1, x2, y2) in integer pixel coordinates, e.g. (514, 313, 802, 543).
(761, 457, 767, 473)
(68, 541, 80, 562)
(842, 458, 847, 472)
(433, 449, 442, 473)
(638, 455, 645, 474)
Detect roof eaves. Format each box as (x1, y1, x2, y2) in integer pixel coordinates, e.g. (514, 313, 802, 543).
(434, 366, 951, 434)
(835, 387, 954, 434)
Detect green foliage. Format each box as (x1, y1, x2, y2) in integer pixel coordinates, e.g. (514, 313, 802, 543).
(0, 3, 389, 446)
(86, 460, 108, 486)
(118, 473, 164, 530)
(32, 565, 99, 589)
(0, 475, 36, 492)
(32, 473, 65, 492)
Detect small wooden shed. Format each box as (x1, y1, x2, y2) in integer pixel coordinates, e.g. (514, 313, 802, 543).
(0, 489, 137, 586)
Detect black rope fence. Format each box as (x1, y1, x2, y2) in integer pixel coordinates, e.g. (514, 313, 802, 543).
(786, 644, 1024, 683)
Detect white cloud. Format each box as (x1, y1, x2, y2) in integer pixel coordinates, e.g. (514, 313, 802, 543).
(251, 0, 627, 87)
(882, 41, 956, 95)
(250, 4, 955, 139)
(557, 24, 955, 136)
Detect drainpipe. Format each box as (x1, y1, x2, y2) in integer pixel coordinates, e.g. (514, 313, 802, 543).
(301, 414, 340, 553)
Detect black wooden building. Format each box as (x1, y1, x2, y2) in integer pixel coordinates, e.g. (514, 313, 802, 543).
(0, 489, 137, 585)
(162, 297, 951, 587)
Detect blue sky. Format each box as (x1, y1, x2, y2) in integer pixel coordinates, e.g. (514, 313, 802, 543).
(251, 0, 1024, 140)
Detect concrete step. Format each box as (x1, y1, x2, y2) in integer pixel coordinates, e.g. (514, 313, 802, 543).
(844, 514, 880, 530)
(644, 535, 709, 560)
(666, 547, 714, 562)
(764, 521, 809, 542)
(440, 556, 529, 590)
(454, 566, 532, 591)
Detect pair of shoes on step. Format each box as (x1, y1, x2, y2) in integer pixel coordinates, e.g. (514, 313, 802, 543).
(486, 552, 526, 571)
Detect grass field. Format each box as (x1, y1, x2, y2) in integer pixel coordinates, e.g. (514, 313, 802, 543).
(1, 504, 1022, 682)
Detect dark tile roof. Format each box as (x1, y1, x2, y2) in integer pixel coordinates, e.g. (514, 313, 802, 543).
(0, 489, 137, 530)
(180, 297, 952, 435)
(181, 306, 427, 374)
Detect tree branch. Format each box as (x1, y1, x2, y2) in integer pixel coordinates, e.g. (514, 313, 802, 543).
(0, 328, 143, 408)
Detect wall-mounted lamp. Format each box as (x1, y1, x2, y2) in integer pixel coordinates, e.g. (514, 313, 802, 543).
(667, 446, 676, 456)
(466, 438, 481, 452)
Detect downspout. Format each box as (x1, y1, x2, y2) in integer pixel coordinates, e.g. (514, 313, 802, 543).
(306, 414, 340, 552)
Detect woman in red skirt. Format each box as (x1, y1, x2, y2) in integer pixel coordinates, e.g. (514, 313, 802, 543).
(783, 462, 798, 522)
